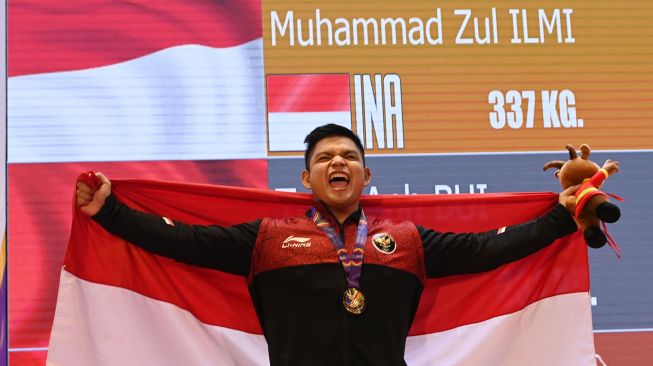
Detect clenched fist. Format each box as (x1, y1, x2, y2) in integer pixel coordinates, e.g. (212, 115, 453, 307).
(76, 172, 112, 216)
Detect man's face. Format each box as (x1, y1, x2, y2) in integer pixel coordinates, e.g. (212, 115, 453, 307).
(301, 136, 371, 215)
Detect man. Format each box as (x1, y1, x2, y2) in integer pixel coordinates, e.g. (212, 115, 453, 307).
(76, 124, 580, 366)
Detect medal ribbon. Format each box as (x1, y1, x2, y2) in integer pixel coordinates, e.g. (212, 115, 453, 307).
(308, 207, 368, 289)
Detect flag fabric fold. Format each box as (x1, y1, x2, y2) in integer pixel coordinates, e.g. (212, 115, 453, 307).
(48, 179, 596, 365)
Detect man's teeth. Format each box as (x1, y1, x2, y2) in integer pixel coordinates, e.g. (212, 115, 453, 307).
(329, 173, 349, 183)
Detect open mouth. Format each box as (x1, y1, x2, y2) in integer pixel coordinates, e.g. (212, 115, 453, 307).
(329, 172, 350, 188)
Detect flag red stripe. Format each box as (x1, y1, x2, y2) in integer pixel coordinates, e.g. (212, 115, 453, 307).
(267, 74, 351, 113)
(8, 0, 262, 77)
(63, 180, 588, 335)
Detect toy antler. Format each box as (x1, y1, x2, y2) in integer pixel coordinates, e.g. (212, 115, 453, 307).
(543, 160, 565, 178)
(543, 161, 565, 171)
(565, 144, 578, 159)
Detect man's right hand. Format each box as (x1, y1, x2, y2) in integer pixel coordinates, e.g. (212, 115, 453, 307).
(602, 159, 620, 176)
(76, 172, 112, 216)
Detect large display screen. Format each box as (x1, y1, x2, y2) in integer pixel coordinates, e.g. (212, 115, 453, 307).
(7, 1, 653, 364)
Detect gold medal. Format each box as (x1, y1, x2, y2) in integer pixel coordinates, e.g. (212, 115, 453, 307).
(343, 288, 366, 314)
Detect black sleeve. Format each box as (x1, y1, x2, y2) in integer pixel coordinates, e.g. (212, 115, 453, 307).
(420, 204, 578, 278)
(92, 194, 260, 276)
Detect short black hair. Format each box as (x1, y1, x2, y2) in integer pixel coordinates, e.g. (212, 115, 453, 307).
(304, 124, 365, 170)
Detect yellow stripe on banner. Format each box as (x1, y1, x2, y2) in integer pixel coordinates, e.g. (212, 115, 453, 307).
(0, 232, 6, 284)
(576, 187, 599, 205)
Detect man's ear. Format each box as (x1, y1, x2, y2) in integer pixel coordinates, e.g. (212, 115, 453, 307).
(364, 167, 372, 186)
(301, 170, 311, 189)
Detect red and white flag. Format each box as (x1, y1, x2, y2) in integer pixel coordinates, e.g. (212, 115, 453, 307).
(48, 180, 596, 365)
(267, 74, 352, 151)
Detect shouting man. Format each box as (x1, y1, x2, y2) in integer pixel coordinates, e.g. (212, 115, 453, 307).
(76, 124, 581, 365)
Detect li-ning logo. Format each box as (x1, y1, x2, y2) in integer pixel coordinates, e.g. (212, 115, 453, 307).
(282, 235, 312, 248)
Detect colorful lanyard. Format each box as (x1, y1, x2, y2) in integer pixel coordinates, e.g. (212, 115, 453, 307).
(307, 207, 368, 289)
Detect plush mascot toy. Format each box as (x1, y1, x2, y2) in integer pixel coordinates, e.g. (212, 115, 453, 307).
(543, 144, 621, 251)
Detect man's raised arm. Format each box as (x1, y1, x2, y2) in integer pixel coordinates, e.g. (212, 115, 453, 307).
(76, 173, 259, 275)
(421, 185, 580, 278)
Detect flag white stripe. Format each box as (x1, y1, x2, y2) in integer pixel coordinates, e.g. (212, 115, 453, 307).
(268, 112, 351, 152)
(49, 270, 594, 365)
(405, 292, 596, 366)
(9, 40, 266, 163)
(47, 270, 269, 366)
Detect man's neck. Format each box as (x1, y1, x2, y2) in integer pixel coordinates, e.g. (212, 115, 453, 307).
(332, 210, 353, 224)
(321, 203, 360, 224)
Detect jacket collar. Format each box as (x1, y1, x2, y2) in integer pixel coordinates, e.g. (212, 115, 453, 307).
(314, 201, 362, 225)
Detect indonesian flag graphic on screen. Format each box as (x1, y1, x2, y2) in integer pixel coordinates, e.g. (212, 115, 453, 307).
(267, 74, 352, 151)
(48, 180, 597, 365)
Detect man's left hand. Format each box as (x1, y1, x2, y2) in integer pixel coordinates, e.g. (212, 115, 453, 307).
(559, 184, 581, 221)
